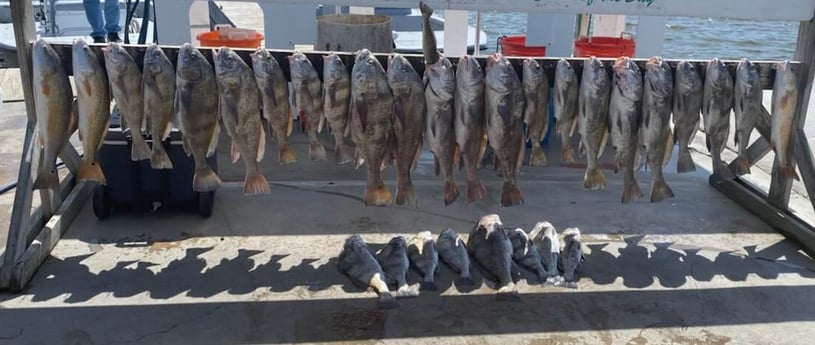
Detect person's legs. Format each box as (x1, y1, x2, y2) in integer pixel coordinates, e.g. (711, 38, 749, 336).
(103, 0, 122, 42)
(82, 0, 105, 42)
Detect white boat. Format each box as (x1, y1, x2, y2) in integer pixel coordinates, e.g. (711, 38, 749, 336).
(0, 0, 155, 67)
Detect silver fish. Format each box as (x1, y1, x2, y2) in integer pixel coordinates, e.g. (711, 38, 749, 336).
(102, 42, 150, 162)
(771, 61, 801, 181)
(733, 58, 763, 175)
(387, 53, 425, 207)
(523, 58, 550, 167)
(408, 231, 440, 291)
(425, 55, 460, 206)
(253, 48, 295, 164)
(609, 57, 644, 204)
(578, 57, 611, 190)
(289, 51, 327, 161)
(73, 38, 110, 184)
(338, 235, 399, 309)
(641, 56, 675, 203)
(702, 58, 734, 175)
(554, 59, 579, 163)
(455, 55, 488, 203)
(672, 60, 703, 173)
(142, 44, 176, 170)
(322, 52, 354, 165)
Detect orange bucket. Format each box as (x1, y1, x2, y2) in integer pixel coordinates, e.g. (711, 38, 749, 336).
(574, 34, 635, 58)
(498, 35, 546, 57)
(196, 26, 264, 49)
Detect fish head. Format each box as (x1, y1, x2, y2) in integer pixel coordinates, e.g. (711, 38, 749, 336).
(555, 59, 577, 83)
(675, 60, 701, 91)
(71, 38, 101, 74)
(388, 236, 408, 250)
(324, 53, 347, 81)
(644, 56, 672, 97)
(775, 60, 799, 92)
(560, 227, 582, 246)
(289, 52, 316, 81)
(457, 55, 484, 85)
(426, 57, 456, 96)
(522, 58, 544, 86)
(101, 42, 131, 66)
(355, 48, 373, 64)
(213, 47, 244, 85)
(32, 39, 59, 74)
(476, 214, 503, 234)
(386, 53, 416, 86)
(176, 44, 205, 82)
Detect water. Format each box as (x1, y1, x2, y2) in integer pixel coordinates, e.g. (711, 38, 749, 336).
(469, 13, 799, 60)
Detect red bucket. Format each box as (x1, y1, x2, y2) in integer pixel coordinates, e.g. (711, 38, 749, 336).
(574, 35, 635, 58)
(498, 35, 546, 57)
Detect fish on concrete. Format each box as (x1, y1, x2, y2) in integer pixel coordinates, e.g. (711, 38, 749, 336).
(408, 231, 440, 291)
(387, 53, 425, 207)
(468, 214, 520, 300)
(337, 235, 399, 309)
(142, 44, 176, 170)
(558, 227, 584, 287)
(350, 49, 394, 206)
(175, 43, 221, 192)
(485, 53, 526, 207)
(609, 57, 644, 203)
(507, 227, 547, 282)
(102, 42, 150, 162)
(32, 39, 76, 191)
(523, 58, 550, 167)
(436, 227, 474, 286)
(771, 60, 801, 181)
(578, 56, 611, 191)
(528, 221, 561, 283)
(733, 58, 763, 176)
(289, 51, 327, 161)
(252, 47, 295, 164)
(455, 55, 487, 203)
(73, 38, 110, 184)
(376, 236, 420, 297)
(702, 58, 735, 176)
(672, 60, 703, 174)
(554, 59, 580, 163)
(641, 56, 675, 203)
(322, 52, 354, 165)
(213, 47, 270, 195)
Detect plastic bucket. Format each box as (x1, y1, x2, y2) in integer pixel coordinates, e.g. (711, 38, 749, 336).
(498, 35, 546, 57)
(574, 34, 635, 58)
(196, 27, 264, 49)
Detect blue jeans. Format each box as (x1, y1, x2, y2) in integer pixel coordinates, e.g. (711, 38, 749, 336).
(83, 0, 121, 38)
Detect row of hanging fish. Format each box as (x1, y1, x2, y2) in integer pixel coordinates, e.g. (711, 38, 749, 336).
(554, 55, 800, 204)
(337, 214, 585, 308)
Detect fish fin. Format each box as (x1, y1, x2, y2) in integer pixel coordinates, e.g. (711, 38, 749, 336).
(257, 123, 266, 162)
(310, 141, 328, 161)
(583, 168, 606, 191)
(529, 145, 547, 167)
(650, 177, 675, 203)
(33, 164, 60, 191)
(662, 129, 674, 167)
(193, 165, 221, 192)
(444, 180, 460, 206)
(676, 148, 697, 173)
(317, 113, 326, 134)
(243, 174, 271, 195)
(396, 179, 418, 208)
(452, 145, 461, 172)
(596, 129, 609, 160)
(336, 144, 354, 165)
(150, 144, 174, 170)
(299, 110, 307, 133)
(393, 97, 406, 129)
(779, 164, 801, 181)
(568, 116, 579, 138)
(78, 161, 106, 185)
(734, 154, 751, 176)
(286, 109, 293, 136)
(364, 184, 393, 207)
(354, 97, 368, 133)
(230, 142, 240, 163)
(561, 144, 576, 164)
(279, 144, 297, 164)
(181, 135, 192, 157)
(68, 99, 79, 135)
(466, 179, 487, 203)
(516, 134, 525, 172)
(411, 141, 423, 172)
(500, 182, 524, 207)
(130, 136, 151, 162)
(477, 133, 488, 164)
(433, 155, 440, 176)
(621, 176, 643, 204)
(162, 122, 172, 141)
(207, 123, 221, 158)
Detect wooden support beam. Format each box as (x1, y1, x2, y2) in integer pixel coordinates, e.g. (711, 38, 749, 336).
(794, 128, 815, 213)
(710, 174, 815, 258)
(11, 181, 93, 291)
(24, 176, 77, 250)
(0, 123, 36, 289)
(728, 106, 773, 172)
(44, 43, 791, 90)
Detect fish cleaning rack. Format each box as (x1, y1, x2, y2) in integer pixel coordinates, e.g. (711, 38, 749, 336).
(2, 0, 815, 292)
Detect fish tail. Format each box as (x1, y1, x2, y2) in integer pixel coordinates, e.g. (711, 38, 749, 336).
(733, 154, 751, 176)
(455, 275, 475, 287)
(529, 145, 548, 167)
(495, 283, 520, 302)
(779, 164, 801, 181)
(676, 148, 697, 173)
(130, 136, 152, 161)
(364, 184, 393, 207)
(561, 144, 576, 164)
(443, 179, 460, 206)
(466, 179, 487, 203)
(621, 175, 643, 204)
(377, 291, 399, 309)
(500, 182, 524, 207)
(583, 168, 606, 191)
(149, 144, 174, 170)
(336, 143, 354, 165)
(649, 176, 675, 203)
(78, 161, 107, 185)
(309, 142, 327, 161)
(395, 180, 418, 208)
(279, 145, 297, 164)
(33, 164, 60, 191)
(396, 284, 420, 297)
(243, 174, 271, 196)
(420, 279, 438, 291)
(193, 164, 221, 192)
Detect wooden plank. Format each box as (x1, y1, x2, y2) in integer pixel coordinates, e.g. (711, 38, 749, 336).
(710, 175, 815, 258)
(794, 128, 815, 212)
(215, 0, 815, 21)
(0, 123, 36, 289)
(768, 16, 815, 209)
(728, 105, 774, 172)
(59, 145, 82, 175)
(43, 43, 792, 90)
(23, 176, 77, 249)
(11, 181, 93, 292)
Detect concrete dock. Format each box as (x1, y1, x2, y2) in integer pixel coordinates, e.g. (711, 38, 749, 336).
(0, 88, 814, 344)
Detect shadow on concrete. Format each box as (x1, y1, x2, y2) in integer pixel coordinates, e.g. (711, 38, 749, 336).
(3, 236, 814, 306)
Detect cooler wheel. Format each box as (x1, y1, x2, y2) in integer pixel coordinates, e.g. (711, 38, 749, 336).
(197, 191, 215, 218)
(92, 184, 112, 219)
